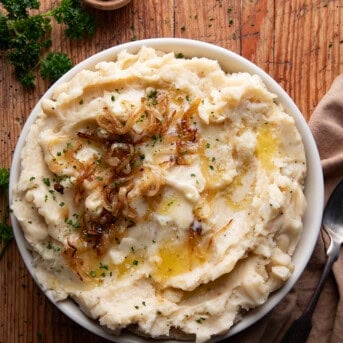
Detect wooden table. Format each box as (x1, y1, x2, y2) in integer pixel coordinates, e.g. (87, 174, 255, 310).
(0, 1, 342, 342)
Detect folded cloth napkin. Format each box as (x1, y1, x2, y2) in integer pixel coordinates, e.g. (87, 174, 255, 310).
(230, 75, 343, 343)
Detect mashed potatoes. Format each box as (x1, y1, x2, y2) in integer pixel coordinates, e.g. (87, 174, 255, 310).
(12, 47, 306, 342)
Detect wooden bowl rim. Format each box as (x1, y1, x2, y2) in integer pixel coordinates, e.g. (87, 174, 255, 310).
(83, 0, 132, 10)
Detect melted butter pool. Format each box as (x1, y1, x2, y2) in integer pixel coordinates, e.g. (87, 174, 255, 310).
(225, 164, 254, 210)
(256, 125, 279, 170)
(152, 240, 207, 281)
(71, 247, 142, 281)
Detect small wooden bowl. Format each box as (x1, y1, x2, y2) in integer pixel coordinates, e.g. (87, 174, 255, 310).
(83, 0, 132, 11)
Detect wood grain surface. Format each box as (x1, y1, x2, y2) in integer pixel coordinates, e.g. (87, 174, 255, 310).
(0, 0, 342, 342)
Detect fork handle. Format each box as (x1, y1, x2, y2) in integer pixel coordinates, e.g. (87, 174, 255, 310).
(281, 239, 340, 343)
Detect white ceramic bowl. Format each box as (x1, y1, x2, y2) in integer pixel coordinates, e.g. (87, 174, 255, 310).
(10, 38, 324, 342)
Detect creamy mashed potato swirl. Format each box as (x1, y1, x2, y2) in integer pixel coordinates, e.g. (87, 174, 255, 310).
(12, 47, 306, 342)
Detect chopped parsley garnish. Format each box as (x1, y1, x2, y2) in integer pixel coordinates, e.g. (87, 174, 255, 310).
(195, 317, 206, 324)
(205, 143, 210, 148)
(48, 189, 56, 200)
(147, 89, 158, 105)
(152, 134, 162, 146)
(89, 270, 97, 278)
(112, 181, 120, 188)
(132, 259, 139, 266)
(59, 202, 65, 207)
(111, 95, 115, 101)
(64, 216, 80, 229)
(175, 52, 184, 58)
(43, 177, 50, 187)
(29, 176, 35, 181)
(100, 262, 109, 270)
(209, 165, 214, 170)
(136, 113, 147, 123)
(191, 173, 196, 177)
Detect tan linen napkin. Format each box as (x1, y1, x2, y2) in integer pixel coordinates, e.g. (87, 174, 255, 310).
(230, 74, 343, 343)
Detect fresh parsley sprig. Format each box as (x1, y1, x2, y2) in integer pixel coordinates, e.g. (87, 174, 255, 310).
(0, 168, 13, 261)
(40, 52, 73, 81)
(51, 0, 96, 39)
(0, 0, 96, 87)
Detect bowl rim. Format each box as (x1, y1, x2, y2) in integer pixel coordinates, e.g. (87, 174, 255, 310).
(82, 0, 132, 11)
(9, 37, 324, 343)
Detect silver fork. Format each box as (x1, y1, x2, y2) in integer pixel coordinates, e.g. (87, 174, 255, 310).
(281, 179, 343, 343)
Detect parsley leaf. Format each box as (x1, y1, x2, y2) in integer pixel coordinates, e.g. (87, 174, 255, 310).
(40, 52, 72, 82)
(0, 222, 13, 242)
(51, 0, 96, 39)
(0, 168, 13, 260)
(1, 0, 40, 19)
(0, 0, 96, 87)
(0, 168, 10, 188)
(6, 14, 52, 87)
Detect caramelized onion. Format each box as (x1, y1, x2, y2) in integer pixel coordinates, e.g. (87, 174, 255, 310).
(54, 183, 64, 194)
(81, 210, 121, 255)
(176, 100, 200, 164)
(61, 93, 203, 275)
(74, 163, 96, 204)
(103, 185, 121, 216)
(128, 166, 165, 201)
(63, 239, 90, 281)
(97, 106, 141, 135)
